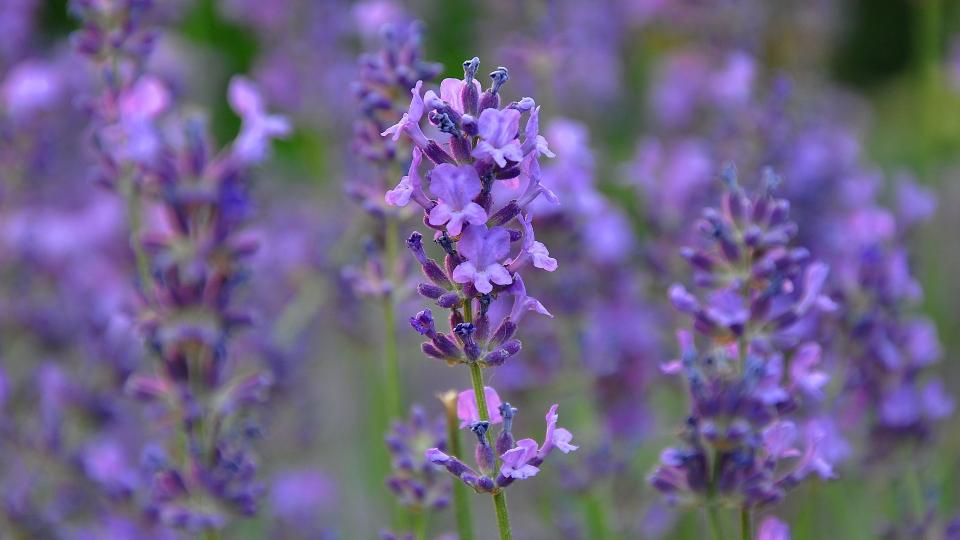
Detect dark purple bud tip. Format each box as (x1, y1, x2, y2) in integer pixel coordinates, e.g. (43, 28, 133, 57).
(407, 232, 427, 263)
(410, 310, 435, 335)
(489, 66, 509, 94)
(463, 57, 480, 82)
(454, 322, 475, 338)
(470, 421, 491, 441)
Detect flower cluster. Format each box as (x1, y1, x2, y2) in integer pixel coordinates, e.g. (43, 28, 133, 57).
(829, 175, 953, 455)
(73, 1, 290, 532)
(651, 169, 836, 509)
(385, 406, 451, 511)
(119, 76, 286, 531)
(345, 18, 442, 301)
(384, 56, 575, 534)
(425, 388, 577, 492)
(389, 57, 559, 358)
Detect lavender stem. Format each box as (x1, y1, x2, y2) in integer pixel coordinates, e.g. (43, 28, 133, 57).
(740, 506, 752, 540)
(468, 339, 512, 539)
(706, 504, 723, 540)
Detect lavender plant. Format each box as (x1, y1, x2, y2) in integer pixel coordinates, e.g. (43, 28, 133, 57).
(72, 0, 290, 533)
(346, 16, 442, 425)
(650, 168, 836, 539)
(382, 56, 577, 539)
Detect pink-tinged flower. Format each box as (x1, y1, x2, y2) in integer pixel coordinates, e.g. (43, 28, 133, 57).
(473, 108, 523, 167)
(507, 213, 556, 272)
(508, 273, 552, 324)
(500, 439, 540, 479)
(435, 77, 482, 114)
(539, 404, 578, 456)
(104, 75, 170, 163)
(762, 421, 801, 460)
(789, 343, 829, 399)
(427, 163, 487, 235)
(385, 147, 427, 207)
(520, 105, 555, 158)
(381, 80, 428, 147)
(757, 516, 790, 540)
(451, 225, 513, 294)
(229, 75, 292, 164)
(457, 387, 503, 428)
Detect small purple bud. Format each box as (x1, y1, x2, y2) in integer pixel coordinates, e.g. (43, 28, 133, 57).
(471, 421, 495, 473)
(408, 232, 451, 287)
(422, 342, 445, 359)
(482, 339, 521, 367)
(424, 140, 456, 165)
(495, 402, 518, 455)
(489, 318, 517, 347)
(418, 283, 445, 299)
(454, 323, 481, 361)
(437, 292, 462, 309)
(488, 201, 520, 226)
(432, 333, 463, 359)
(462, 57, 480, 116)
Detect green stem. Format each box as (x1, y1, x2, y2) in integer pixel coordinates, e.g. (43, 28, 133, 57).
(446, 400, 475, 540)
(493, 490, 513, 540)
(905, 465, 927, 521)
(412, 509, 428, 540)
(203, 529, 220, 540)
(468, 362, 490, 420)
(467, 343, 512, 540)
(581, 492, 611, 540)
(706, 504, 723, 540)
(121, 177, 152, 295)
(382, 216, 402, 420)
(740, 506, 752, 540)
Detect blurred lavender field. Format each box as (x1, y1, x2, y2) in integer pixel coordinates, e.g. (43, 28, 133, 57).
(1, 0, 960, 539)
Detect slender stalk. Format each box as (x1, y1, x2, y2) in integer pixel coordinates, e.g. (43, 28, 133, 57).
(382, 215, 402, 420)
(740, 505, 752, 540)
(203, 529, 220, 540)
(706, 504, 723, 540)
(445, 397, 475, 540)
(468, 362, 490, 420)
(121, 176, 153, 295)
(905, 465, 927, 522)
(465, 299, 513, 540)
(493, 490, 513, 540)
(581, 492, 611, 540)
(412, 509, 428, 540)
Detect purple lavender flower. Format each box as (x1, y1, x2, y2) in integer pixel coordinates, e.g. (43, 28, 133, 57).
(427, 164, 488, 235)
(451, 225, 514, 294)
(229, 75, 292, 163)
(650, 170, 836, 518)
(385, 406, 452, 511)
(426, 392, 577, 492)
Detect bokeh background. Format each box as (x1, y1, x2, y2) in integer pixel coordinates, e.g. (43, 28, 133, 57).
(2, 0, 960, 538)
